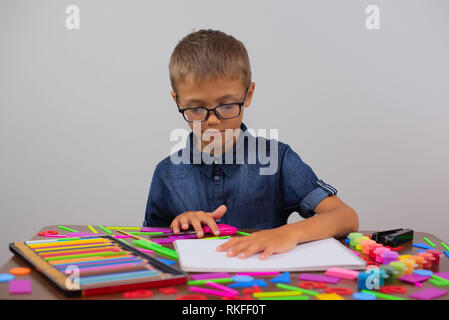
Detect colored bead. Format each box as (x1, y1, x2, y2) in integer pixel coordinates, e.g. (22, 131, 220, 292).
(389, 261, 406, 278)
(348, 232, 363, 247)
(374, 247, 391, 264)
(356, 236, 369, 251)
(426, 249, 442, 265)
(382, 251, 399, 265)
(361, 239, 376, 255)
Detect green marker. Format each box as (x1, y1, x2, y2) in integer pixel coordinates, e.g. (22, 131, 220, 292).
(429, 275, 449, 287)
(361, 290, 406, 300)
(132, 239, 178, 260)
(98, 225, 113, 234)
(187, 278, 233, 285)
(57, 226, 79, 233)
(236, 231, 251, 236)
(276, 283, 318, 296)
(441, 241, 449, 251)
(254, 291, 304, 298)
(423, 237, 436, 248)
(129, 232, 164, 236)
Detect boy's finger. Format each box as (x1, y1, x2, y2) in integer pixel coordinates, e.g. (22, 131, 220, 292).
(225, 240, 250, 257)
(238, 243, 261, 259)
(210, 205, 227, 220)
(179, 216, 190, 230)
(259, 245, 275, 260)
(190, 217, 204, 238)
(201, 216, 220, 236)
(216, 237, 240, 252)
(170, 219, 180, 234)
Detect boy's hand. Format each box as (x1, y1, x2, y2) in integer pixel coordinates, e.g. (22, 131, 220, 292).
(170, 205, 227, 238)
(216, 226, 298, 260)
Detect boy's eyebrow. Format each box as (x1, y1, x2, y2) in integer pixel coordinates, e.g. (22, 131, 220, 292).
(183, 94, 239, 104)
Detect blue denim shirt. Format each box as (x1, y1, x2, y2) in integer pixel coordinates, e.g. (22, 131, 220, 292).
(143, 123, 337, 229)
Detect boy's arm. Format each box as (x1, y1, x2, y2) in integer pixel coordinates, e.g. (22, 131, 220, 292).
(288, 195, 359, 244)
(217, 195, 359, 259)
(144, 167, 173, 227)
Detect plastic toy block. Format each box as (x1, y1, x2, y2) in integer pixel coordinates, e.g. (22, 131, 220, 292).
(325, 267, 359, 280)
(269, 272, 290, 284)
(324, 287, 353, 295)
(412, 243, 433, 250)
(353, 292, 376, 300)
(316, 293, 344, 300)
(9, 279, 32, 295)
(410, 288, 448, 300)
(298, 273, 339, 284)
(228, 279, 268, 288)
(398, 274, 431, 284)
(232, 275, 254, 282)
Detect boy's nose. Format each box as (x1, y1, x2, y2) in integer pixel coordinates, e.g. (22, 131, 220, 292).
(205, 110, 221, 126)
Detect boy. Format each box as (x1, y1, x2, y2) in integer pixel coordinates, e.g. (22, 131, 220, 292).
(144, 29, 359, 260)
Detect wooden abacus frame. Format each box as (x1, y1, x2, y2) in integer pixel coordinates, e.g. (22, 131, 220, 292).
(9, 235, 188, 297)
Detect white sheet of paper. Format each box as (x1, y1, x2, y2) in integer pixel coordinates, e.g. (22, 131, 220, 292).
(174, 237, 366, 272)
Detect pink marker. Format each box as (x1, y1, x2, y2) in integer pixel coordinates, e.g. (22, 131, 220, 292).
(206, 281, 239, 296)
(138, 248, 155, 254)
(114, 235, 131, 239)
(189, 286, 238, 297)
(235, 272, 280, 276)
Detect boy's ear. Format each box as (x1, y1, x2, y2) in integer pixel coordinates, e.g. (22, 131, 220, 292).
(244, 82, 256, 108)
(171, 91, 177, 103)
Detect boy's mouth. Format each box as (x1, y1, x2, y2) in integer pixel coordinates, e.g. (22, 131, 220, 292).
(202, 129, 225, 139)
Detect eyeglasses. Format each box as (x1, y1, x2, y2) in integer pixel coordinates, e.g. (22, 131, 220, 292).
(175, 86, 249, 123)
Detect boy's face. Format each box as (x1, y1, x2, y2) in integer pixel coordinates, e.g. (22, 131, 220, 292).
(172, 78, 255, 155)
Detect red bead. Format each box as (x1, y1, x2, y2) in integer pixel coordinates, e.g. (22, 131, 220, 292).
(324, 287, 353, 295)
(123, 289, 153, 298)
(242, 286, 262, 295)
(159, 287, 178, 295)
(298, 281, 327, 289)
(38, 230, 59, 236)
(380, 286, 407, 294)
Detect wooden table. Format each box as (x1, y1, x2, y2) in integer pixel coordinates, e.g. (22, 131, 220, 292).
(1, 225, 448, 300)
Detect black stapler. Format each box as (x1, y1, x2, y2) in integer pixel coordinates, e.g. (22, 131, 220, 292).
(371, 228, 414, 247)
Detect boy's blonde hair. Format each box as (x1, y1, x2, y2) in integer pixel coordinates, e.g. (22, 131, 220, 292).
(169, 29, 251, 93)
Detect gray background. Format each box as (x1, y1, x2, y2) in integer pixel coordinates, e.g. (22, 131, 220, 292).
(1, 0, 448, 266)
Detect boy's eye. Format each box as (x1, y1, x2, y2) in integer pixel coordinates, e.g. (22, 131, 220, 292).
(220, 105, 235, 111)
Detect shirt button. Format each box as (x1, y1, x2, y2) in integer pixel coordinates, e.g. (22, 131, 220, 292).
(214, 176, 220, 181)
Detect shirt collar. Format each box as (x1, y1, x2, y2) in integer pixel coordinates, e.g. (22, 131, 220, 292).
(186, 122, 249, 178)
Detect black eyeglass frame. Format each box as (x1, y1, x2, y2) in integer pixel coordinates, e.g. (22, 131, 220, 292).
(175, 85, 250, 123)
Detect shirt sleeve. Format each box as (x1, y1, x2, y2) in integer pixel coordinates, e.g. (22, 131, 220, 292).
(280, 144, 337, 219)
(143, 165, 172, 227)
